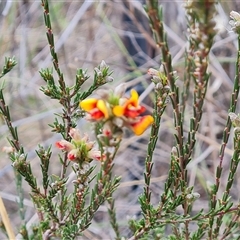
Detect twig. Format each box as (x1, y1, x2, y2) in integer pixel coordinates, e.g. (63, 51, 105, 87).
(0, 196, 15, 240)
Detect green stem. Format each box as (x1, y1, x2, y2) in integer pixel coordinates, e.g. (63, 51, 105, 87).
(41, 0, 73, 222)
(136, 79, 168, 238)
(145, 0, 185, 185)
(107, 198, 120, 240)
(210, 34, 240, 238)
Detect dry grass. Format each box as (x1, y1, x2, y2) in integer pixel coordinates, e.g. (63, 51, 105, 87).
(0, 1, 239, 239)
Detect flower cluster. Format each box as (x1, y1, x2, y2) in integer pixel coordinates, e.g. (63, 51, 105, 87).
(79, 84, 154, 136)
(56, 128, 103, 162)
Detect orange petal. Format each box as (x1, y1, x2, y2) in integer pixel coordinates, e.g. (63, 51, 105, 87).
(131, 115, 154, 135)
(97, 100, 109, 118)
(79, 99, 98, 111)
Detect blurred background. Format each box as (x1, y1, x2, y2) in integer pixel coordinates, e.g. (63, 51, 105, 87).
(0, 1, 240, 239)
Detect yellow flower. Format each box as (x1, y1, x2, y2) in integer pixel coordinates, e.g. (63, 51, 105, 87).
(113, 89, 144, 118)
(80, 99, 109, 120)
(79, 86, 154, 135)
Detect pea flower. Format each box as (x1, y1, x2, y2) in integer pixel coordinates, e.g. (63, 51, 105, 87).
(79, 84, 154, 136)
(56, 128, 103, 162)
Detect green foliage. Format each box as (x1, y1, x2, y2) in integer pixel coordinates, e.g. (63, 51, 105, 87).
(0, 57, 17, 79)
(1, 0, 240, 239)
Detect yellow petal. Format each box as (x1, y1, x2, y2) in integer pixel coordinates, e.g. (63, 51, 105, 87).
(79, 99, 98, 111)
(97, 100, 109, 118)
(113, 105, 124, 117)
(131, 115, 154, 135)
(130, 89, 139, 107)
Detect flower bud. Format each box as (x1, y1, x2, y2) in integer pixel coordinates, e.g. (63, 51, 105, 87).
(171, 146, 178, 156)
(105, 76, 114, 82)
(230, 11, 240, 34)
(100, 60, 107, 70)
(148, 68, 159, 76)
(94, 68, 102, 77)
(69, 128, 82, 141)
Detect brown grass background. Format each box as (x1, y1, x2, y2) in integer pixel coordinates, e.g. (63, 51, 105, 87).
(0, 1, 240, 239)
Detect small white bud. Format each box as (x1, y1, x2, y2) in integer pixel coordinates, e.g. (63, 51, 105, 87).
(100, 60, 107, 70)
(94, 68, 102, 77)
(105, 76, 114, 82)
